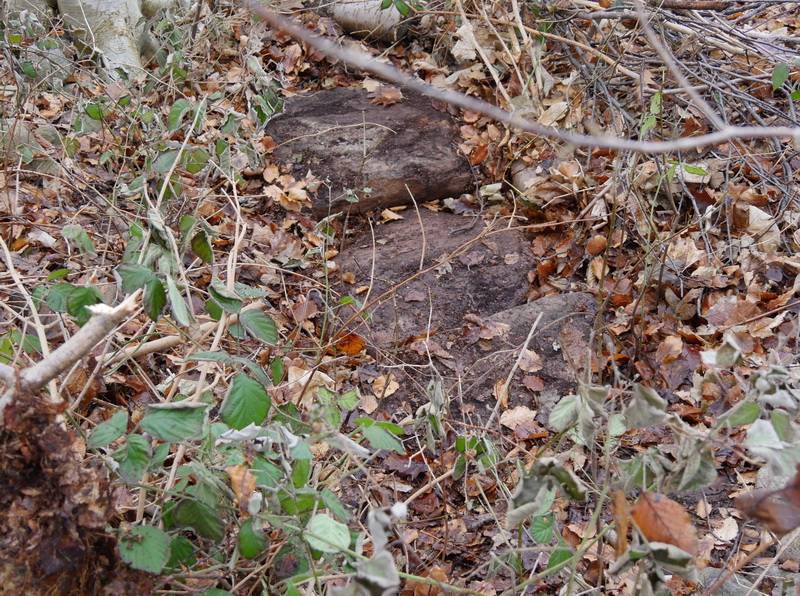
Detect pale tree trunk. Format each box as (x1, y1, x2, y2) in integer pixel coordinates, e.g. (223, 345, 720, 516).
(5, 0, 172, 78)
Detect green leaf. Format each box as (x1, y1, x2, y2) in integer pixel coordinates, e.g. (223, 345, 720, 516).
(530, 515, 554, 543)
(67, 285, 105, 324)
(85, 102, 106, 120)
(292, 458, 311, 488)
(113, 434, 152, 483)
(88, 410, 128, 448)
(234, 282, 267, 299)
(172, 498, 225, 542)
(239, 309, 278, 344)
(118, 526, 171, 574)
(117, 263, 154, 293)
(548, 546, 572, 569)
(360, 423, 405, 454)
(221, 373, 271, 429)
(190, 230, 213, 263)
(304, 513, 350, 553)
(205, 298, 223, 321)
(166, 275, 193, 327)
(279, 487, 319, 515)
(184, 148, 209, 174)
(22, 61, 38, 78)
(682, 163, 708, 176)
(321, 487, 351, 522)
(337, 389, 359, 411)
(649, 91, 662, 114)
(165, 535, 196, 572)
(251, 457, 283, 488)
(394, 0, 411, 15)
(622, 384, 667, 429)
(548, 393, 579, 431)
(773, 62, 790, 90)
(46, 268, 70, 281)
(140, 401, 207, 443)
(9, 332, 41, 354)
(771, 409, 793, 442)
(46, 283, 74, 312)
(234, 357, 274, 388)
(179, 215, 197, 237)
(143, 277, 167, 321)
(228, 322, 247, 340)
(168, 99, 193, 132)
(208, 277, 243, 313)
(188, 351, 234, 364)
(153, 150, 179, 174)
(453, 454, 467, 480)
(239, 518, 268, 558)
(720, 401, 760, 426)
(270, 357, 284, 384)
(62, 224, 96, 255)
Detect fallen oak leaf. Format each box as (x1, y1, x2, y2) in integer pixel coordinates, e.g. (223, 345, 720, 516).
(370, 85, 404, 106)
(630, 492, 698, 556)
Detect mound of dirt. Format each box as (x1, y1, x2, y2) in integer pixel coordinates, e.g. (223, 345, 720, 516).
(336, 209, 597, 423)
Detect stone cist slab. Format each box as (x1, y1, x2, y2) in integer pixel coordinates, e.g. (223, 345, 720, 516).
(265, 86, 472, 217)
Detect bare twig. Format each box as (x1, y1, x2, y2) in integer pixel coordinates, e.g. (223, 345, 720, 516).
(243, 1, 800, 154)
(0, 291, 141, 425)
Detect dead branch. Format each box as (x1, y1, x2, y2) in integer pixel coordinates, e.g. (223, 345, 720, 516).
(243, 1, 800, 154)
(0, 292, 140, 426)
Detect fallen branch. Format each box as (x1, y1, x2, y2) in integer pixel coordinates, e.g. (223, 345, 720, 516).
(0, 291, 141, 426)
(243, 0, 800, 154)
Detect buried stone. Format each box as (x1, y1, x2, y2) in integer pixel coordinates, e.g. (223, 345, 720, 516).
(265, 86, 472, 217)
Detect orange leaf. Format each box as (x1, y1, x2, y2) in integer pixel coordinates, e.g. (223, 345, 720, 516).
(630, 492, 698, 556)
(610, 489, 630, 558)
(333, 333, 366, 356)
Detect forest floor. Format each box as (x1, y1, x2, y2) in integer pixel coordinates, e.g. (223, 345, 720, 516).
(2, 0, 800, 594)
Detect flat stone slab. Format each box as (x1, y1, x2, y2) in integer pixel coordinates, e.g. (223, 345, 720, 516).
(335, 209, 597, 422)
(266, 86, 472, 217)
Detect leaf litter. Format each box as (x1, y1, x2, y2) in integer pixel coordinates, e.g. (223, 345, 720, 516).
(2, 0, 800, 594)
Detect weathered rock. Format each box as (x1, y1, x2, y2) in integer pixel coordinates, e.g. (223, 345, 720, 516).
(335, 209, 597, 422)
(266, 86, 472, 217)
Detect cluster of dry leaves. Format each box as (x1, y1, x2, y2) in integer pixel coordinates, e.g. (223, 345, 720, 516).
(3, 0, 800, 593)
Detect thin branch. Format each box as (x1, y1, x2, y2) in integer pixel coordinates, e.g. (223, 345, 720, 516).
(243, 1, 800, 154)
(633, 0, 727, 130)
(0, 291, 141, 425)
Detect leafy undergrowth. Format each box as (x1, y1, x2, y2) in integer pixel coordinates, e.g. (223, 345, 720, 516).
(3, 0, 800, 594)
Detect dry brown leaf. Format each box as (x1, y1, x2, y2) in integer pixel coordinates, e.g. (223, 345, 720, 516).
(499, 405, 537, 430)
(493, 380, 509, 410)
(227, 465, 257, 516)
(372, 374, 399, 397)
(518, 349, 543, 373)
(370, 85, 404, 106)
(610, 489, 630, 558)
(734, 464, 800, 537)
(630, 492, 698, 556)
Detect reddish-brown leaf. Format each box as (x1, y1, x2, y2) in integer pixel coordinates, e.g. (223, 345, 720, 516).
(630, 492, 698, 556)
(734, 465, 800, 537)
